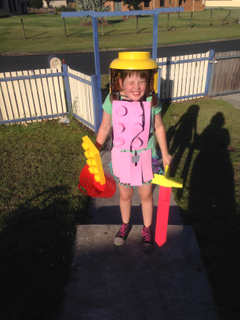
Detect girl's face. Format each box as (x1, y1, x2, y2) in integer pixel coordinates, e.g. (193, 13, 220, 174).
(119, 73, 147, 101)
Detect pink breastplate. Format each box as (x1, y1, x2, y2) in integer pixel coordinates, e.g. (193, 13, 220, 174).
(111, 100, 153, 186)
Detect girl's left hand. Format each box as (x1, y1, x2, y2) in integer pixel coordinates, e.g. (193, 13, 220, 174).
(163, 154, 174, 169)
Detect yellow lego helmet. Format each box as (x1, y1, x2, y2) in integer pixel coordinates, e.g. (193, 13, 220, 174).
(109, 52, 159, 94)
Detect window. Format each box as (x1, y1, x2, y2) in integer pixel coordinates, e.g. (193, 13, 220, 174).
(144, 0, 150, 7)
(160, 0, 165, 7)
(0, 0, 4, 9)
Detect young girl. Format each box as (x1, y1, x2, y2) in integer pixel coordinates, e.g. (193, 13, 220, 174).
(95, 52, 173, 252)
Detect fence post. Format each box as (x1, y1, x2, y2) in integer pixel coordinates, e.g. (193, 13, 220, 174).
(92, 16, 103, 132)
(157, 67, 161, 98)
(152, 13, 159, 61)
(205, 49, 215, 96)
(63, 18, 67, 37)
(190, 12, 193, 28)
(62, 60, 72, 115)
(21, 19, 26, 40)
(91, 75, 101, 133)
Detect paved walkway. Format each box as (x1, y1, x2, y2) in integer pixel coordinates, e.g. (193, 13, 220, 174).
(212, 92, 240, 109)
(58, 139, 219, 320)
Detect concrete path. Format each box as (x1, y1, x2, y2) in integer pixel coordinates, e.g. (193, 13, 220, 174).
(212, 92, 240, 109)
(58, 139, 219, 320)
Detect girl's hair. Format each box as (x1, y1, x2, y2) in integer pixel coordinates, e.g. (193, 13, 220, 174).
(110, 69, 159, 107)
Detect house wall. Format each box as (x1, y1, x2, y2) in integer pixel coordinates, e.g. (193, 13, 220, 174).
(0, 0, 27, 15)
(106, 0, 205, 12)
(206, 0, 240, 7)
(42, 0, 67, 8)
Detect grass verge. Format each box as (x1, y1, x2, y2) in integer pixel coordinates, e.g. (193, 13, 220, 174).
(162, 97, 240, 320)
(0, 97, 240, 320)
(0, 10, 240, 53)
(0, 119, 95, 320)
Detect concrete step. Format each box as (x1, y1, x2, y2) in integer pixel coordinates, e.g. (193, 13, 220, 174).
(58, 225, 219, 320)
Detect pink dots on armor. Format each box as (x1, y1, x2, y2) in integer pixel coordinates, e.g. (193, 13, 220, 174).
(113, 137, 125, 147)
(112, 100, 151, 150)
(133, 123, 143, 132)
(132, 137, 143, 148)
(115, 122, 125, 133)
(116, 106, 127, 116)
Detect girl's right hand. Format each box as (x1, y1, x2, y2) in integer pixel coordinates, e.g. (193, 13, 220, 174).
(163, 153, 174, 169)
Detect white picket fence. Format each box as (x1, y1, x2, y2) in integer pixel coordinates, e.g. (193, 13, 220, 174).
(0, 65, 96, 131)
(0, 68, 66, 122)
(157, 50, 214, 101)
(67, 67, 95, 130)
(0, 51, 214, 130)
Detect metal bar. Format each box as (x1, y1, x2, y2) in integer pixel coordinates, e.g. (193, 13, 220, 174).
(205, 49, 215, 96)
(67, 73, 92, 85)
(91, 75, 101, 133)
(208, 59, 216, 96)
(61, 8, 184, 19)
(92, 16, 102, 132)
(0, 72, 65, 82)
(162, 92, 205, 102)
(215, 54, 240, 60)
(62, 63, 72, 114)
(152, 14, 159, 61)
(210, 89, 240, 97)
(0, 72, 91, 85)
(158, 56, 211, 66)
(72, 113, 95, 130)
(157, 67, 161, 96)
(0, 112, 68, 124)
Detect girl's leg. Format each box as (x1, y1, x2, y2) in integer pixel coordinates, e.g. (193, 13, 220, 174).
(118, 184, 134, 223)
(138, 183, 154, 252)
(114, 184, 133, 246)
(138, 183, 153, 227)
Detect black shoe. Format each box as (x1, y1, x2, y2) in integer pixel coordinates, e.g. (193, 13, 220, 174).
(142, 225, 153, 252)
(114, 223, 132, 246)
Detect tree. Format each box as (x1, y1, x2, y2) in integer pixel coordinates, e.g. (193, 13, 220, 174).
(123, 0, 142, 10)
(45, 0, 51, 7)
(76, 0, 110, 34)
(123, 0, 142, 33)
(28, 0, 43, 9)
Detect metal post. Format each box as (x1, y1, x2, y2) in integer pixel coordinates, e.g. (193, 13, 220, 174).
(62, 60, 72, 114)
(157, 67, 161, 97)
(205, 49, 215, 96)
(63, 18, 67, 37)
(21, 19, 26, 40)
(152, 13, 159, 61)
(92, 16, 103, 132)
(91, 75, 101, 133)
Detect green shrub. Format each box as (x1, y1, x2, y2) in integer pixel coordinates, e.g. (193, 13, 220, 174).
(0, 13, 9, 18)
(55, 5, 76, 12)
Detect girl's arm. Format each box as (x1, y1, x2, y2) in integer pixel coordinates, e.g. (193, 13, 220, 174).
(154, 112, 173, 168)
(95, 110, 112, 151)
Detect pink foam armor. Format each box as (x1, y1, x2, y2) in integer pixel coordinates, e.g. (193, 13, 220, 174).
(112, 101, 151, 151)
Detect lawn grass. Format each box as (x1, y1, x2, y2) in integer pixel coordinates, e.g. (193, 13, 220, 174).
(0, 119, 96, 320)
(0, 97, 239, 319)
(0, 9, 240, 53)
(162, 97, 240, 320)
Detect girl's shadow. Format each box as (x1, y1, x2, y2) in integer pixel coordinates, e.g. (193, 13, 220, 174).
(188, 112, 235, 216)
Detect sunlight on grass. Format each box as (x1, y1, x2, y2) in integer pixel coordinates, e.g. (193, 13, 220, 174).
(0, 10, 240, 52)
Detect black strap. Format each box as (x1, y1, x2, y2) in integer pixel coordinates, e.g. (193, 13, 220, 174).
(130, 100, 145, 152)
